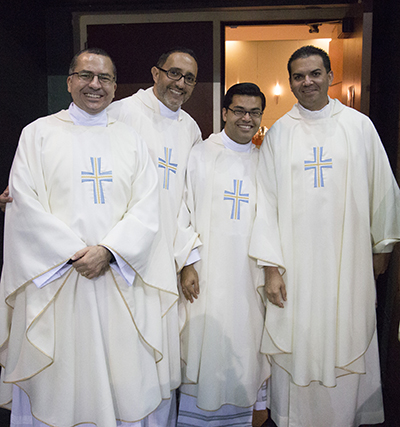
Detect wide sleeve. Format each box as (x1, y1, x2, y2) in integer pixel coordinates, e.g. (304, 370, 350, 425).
(249, 130, 286, 272)
(174, 150, 202, 273)
(100, 136, 160, 282)
(1, 122, 86, 300)
(366, 120, 400, 253)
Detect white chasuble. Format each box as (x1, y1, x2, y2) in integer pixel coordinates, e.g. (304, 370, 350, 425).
(176, 133, 270, 411)
(250, 99, 400, 426)
(0, 110, 174, 427)
(108, 87, 202, 396)
(108, 87, 202, 250)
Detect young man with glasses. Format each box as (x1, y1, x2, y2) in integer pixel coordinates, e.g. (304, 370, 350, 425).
(174, 83, 270, 427)
(0, 48, 174, 427)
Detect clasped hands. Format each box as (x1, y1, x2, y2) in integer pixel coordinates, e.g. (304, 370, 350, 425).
(71, 245, 112, 280)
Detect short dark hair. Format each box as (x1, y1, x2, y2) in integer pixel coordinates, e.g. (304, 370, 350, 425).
(222, 83, 266, 112)
(156, 47, 199, 70)
(287, 45, 331, 77)
(69, 48, 117, 81)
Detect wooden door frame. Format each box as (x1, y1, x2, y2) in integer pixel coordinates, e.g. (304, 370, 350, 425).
(74, 3, 369, 132)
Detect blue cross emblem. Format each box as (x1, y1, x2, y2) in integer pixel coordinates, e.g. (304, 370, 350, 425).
(81, 157, 113, 204)
(158, 147, 177, 190)
(224, 179, 249, 220)
(304, 147, 332, 188)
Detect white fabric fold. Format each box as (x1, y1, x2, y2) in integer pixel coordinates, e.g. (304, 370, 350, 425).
(177, 132, 270, 411)
(107, 87, 202, 398)
(249, 98, 400, 426)
(0, 109, 173, 426)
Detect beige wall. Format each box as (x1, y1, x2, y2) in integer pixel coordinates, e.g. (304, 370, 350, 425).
(225, 39, 330, 129)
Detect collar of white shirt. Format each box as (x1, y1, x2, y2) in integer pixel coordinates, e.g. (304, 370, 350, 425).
(68, 102, 108, 127)
(221, 129, 252, 153)
(158, 99, 181, 120)
(297, 97, 332, 120)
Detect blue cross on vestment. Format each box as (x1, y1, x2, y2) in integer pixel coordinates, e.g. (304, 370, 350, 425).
(304, 147, 332, 188)
(81, 157, 113, 204)
(158, 147, 177, 190)
(224, 179, 249, 220)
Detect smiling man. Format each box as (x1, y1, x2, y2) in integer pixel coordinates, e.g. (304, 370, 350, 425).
(107, 47, 202, 426)
(67, 50, 118, 114)
(174, 83, 270, 427)
(250, 45, 400, 427)
(0, 47, 202, 426)
(288, 49, 333, 111)
(0, 48, 175, 427)
(151, 51, 197, 112)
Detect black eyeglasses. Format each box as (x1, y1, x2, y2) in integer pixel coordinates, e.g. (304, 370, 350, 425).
(69, 71, 115, 85)
(227, 107, 263, 118)
(156, 67, 197, 86)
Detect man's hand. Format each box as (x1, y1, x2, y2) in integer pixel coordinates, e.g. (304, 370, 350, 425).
(71, 246, 112, 279)
(264, 266, 287, 308)
(181, 264, 200, 303)
(373, 253, 391, 280)
(0, 186, 12, 213)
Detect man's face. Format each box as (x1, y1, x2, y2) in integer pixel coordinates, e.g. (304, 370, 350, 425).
(289, 55, 333, 111)
(67, 53, 117, 115)
(151, 52, 198, 112)
(222, 95, 263, 144)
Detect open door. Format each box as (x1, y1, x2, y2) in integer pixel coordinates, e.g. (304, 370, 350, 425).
(224, 17, 366, 131)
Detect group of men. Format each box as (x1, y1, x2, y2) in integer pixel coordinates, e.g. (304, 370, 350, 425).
(0, 43, 399, 427)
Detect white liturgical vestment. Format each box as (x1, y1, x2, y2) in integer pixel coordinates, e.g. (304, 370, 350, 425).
(108, 87, 202, 396)
(249, 98, 400, 427)
(0, 110, 176, 427)
(175, 132, 270, 418)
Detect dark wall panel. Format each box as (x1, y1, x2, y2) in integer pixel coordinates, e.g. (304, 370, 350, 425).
(0, 2, 48, 269)
(87, 22, 214, 138)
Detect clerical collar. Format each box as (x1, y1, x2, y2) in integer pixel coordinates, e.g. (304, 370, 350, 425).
(68, 102, 108, 127)
(158, 99, 181, 120)
(221, 129, 252, 153)
(297, 97, 332, 120)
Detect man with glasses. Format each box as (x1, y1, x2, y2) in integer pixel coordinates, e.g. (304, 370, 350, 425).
(174, 83, 270, 427)
(106, 47, 202, 425)
(0, 48, 200, 213)
(0, 48, 174, 427)
(0, 46, 200, 426)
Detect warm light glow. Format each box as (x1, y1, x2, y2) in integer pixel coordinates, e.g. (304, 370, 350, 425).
(273, 82, 282, 104)
(273, 82, 282, 96)
(225, 40, 241, 52)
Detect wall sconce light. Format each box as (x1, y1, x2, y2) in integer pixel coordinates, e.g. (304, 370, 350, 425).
(273, 83, 282, 104)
